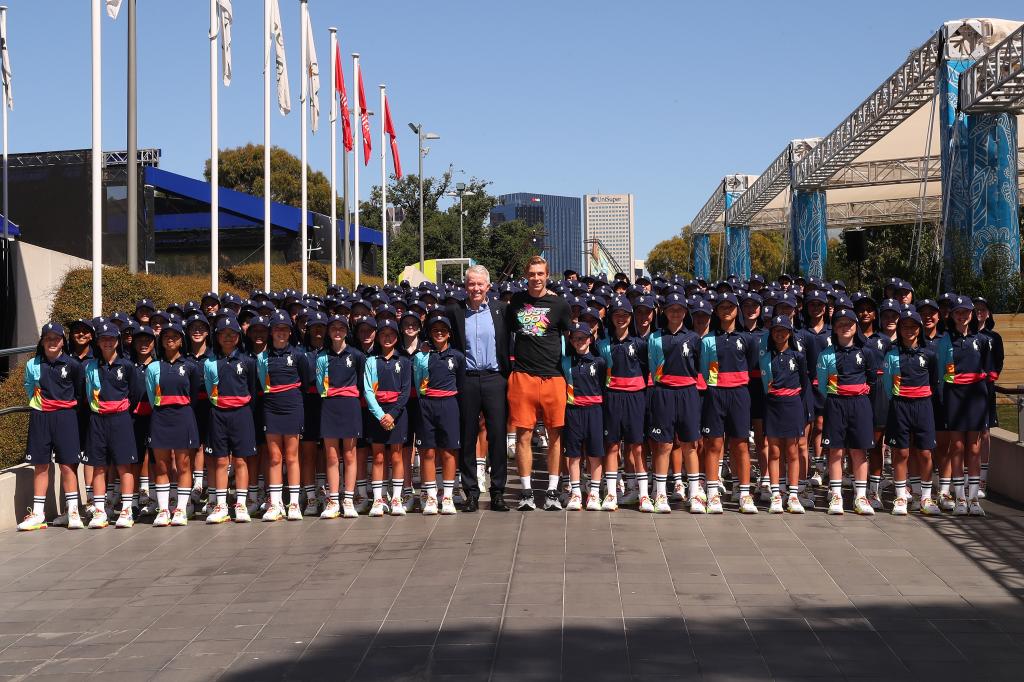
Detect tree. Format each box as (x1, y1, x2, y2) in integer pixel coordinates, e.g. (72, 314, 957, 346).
(204, 144, 337, 215)
(646, 235, 691, 278)
(646, 227, 784, 280)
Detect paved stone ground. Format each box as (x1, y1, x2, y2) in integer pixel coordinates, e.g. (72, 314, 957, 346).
(0, 491, 1023, 681)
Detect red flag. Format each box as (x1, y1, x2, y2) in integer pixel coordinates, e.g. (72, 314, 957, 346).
(334, 41, 353, 152)
(383, 96, 402, 179)
(357, 68, 371, 165)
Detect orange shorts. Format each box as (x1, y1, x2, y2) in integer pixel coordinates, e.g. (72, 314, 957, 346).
(507, 371, 567, 430)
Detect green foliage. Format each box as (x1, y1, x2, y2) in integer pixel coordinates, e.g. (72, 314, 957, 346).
(0, 366, 28, 469)
(205, 144, 337, 216)
(647, 227, 785, 280)
(646, 235, 691, 278)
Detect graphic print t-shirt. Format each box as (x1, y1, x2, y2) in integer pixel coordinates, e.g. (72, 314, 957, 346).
(507, 291, 571, 377)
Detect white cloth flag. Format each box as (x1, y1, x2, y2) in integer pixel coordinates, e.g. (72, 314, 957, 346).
(269, 0, 291, 115)
(302, 8, 320, 133)
(214, 0, 233, 86)
(0, 10, 12, 110)
(106, 0, 122, 20)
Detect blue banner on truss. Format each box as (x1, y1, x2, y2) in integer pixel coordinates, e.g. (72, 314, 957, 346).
(693, 233, 711, 280)
(724, 191, 751, 279)
(791, 189, 826, 279)
(968, 112, 1021, 273)
(939, 59, 973, 269)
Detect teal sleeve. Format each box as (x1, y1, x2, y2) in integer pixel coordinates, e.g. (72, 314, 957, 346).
(881, 350, 895, 397)
(145, 362, 160, 406)
(412, 352, 430, 395)
(816, 351, 829, 398)
(23, 357, 37, 400)
(363, 358, 384, 420)
(203, 358, 216, 398)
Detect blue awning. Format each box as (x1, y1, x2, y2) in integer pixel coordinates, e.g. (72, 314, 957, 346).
(144, 166, 382, 246)
(0, 214, 19, 237)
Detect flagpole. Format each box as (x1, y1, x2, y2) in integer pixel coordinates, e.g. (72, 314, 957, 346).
(352, 52, 360, 288)
(379, 85, 387, 284)
(91, 0, 102, 317)
(263, 0, 271, 291)
(1, 5, 8, 242)
(329, 27, 337, 286)
(299, 0, 308, 294)
(126, 0, 137, 273)
(342, 135, 349, 272)
(209, 0, 219, 294)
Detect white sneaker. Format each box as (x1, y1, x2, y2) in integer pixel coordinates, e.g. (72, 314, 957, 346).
(689, 494, 707, 514)
(68, 509, 85, 529)
(152, 509, 171, 527)
(403, 494, 418, 513)
(706, 494, 723, 514)
(233, 502, 251, 523)
(854, 496, 875, 516)
(262, 503, 285, 522)
(654, 493, 671, 513)
(440, 496, 457, 515)
(920, 497, 941, 516)
(739, 494, 759, 514)
(671, 481, 686, 502)
(369, 498, 387, 517)
(283, 502, 301, 521)
(867, 491, 884, 511)
(938, 492, 956, 512)
(566, 492, 582, 511)
(200, 501, 211, 516)
(891, 498, 908, 516)
(827, 493, 845, 515)
(16, 510, 47, 532)
(390, 497, 406, 516)
(543, 490, 563, 511)
(619, 487, 639, 505)
(601, 494, 618, 512)
(978, 486, 987, 499)
(206, 505, 230, 524)
(302, 499, 320, 517)
(342, 498, 358, 518)
(809, 472, 823, 488)
(517, 493, 537, 511)
(952, 498, 969, 516)
(170, 508, 188, 526)
(115, 508, 135, 528)
(968, 498, 985, 517)
(422, 496, 439, 515)
(786, 493, 805, 514)
(639, 495, 655, 513)
(586, 493, 603, 511)
(314, 499, 338, 519)
(354, 495, 371, 514)
(88, 509, 109, 529)
(768, 493, 784, 514)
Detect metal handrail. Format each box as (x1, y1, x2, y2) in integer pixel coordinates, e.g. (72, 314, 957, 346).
(0, 406, 29, 417)
(0, 345, 33, 359)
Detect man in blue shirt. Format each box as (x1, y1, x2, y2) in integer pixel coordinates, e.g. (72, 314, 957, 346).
(443, 265, 511, 511)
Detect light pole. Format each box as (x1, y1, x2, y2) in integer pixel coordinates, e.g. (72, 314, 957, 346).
(409, 122, 440, 273)
(446, 182, 476, 278)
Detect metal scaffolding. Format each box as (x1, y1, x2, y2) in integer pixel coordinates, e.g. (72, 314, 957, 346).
(959, 22, 1024, 113)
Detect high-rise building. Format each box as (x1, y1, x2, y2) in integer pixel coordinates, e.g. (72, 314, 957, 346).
(584, 193, 635, 276)
(490, 193, 582, 275)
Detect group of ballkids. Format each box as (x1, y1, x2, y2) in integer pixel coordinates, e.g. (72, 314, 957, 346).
(17, 267, 1006, 531)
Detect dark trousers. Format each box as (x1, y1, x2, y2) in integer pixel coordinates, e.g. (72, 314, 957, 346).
(459, 372, 508, 497)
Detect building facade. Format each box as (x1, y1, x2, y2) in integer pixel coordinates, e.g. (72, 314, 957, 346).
(584, 193, 634, 276)
(490, 193, 582, 275)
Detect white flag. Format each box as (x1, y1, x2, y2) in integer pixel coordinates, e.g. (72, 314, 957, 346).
(302, 8, 320, 133)
(0, 10, 11, 110)
(106, 0, 122, 20)
(269, 0, 291, 115)
(213, 0, 233, 86)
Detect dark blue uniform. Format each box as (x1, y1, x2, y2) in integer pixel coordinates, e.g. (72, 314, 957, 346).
(315, 345, 366, 440)
(83, 355, 143, 465)
(23, 352, 83, 465)
(759, 346, 811, 439)
(597, 334, 649, 444)
(699, 330, 759, 438)
(936, 329, 992, 433)
(561, 349, 606, 458)
(256, 344, 311, 436)
(145, 356, 203, 450)
(204, 349, 259, 457)
(187, 347, 216, 444)
(647, 327, 702, 443)
(302, 344, 326, 442)
(412, 346, 466, 449)
(363, 352, 412, 445)
(864, 333, 892, 429)
(882, 343, 938, 450)
(816, 343, 880, 450)
(132, 359, 155, 461)
(797, 323, 831, 417)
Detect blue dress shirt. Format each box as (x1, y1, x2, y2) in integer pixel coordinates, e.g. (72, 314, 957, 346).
(465, 302, 499, 372)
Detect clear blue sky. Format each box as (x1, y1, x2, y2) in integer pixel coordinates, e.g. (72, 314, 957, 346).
(3, 0, 1022, 262)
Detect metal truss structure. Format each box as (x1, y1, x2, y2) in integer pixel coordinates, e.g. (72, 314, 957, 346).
(724, 148, 791, 228)
(959, 22, 1024, 113)
(6, 148, 161, 168)
(719, 197, 943, 232)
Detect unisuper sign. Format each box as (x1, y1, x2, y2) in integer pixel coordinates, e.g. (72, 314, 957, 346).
(589, 196, 624, 203)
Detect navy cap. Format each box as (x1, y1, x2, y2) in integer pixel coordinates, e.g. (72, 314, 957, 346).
(269, 311, 293, 329)
(896, 280, 914, 293)
(851, 292, 877, 308)
(222, 292, 242, 306)
(951, 294, 974, 311)
(897, 309, 923, 327)
(134, 324, 156, 339)
(201, 291, 220, 304)
(769, 315, 794, 332)
(109, 311, 131, 326)
(579, 307, 601, 323)
(355, 316, 378, 331)
(40, 321, 66, 337)
(375, 304, 398, 319)
(135, 298, 156, 311)
(831, 309, 858, 326)
(663, 292, 687, 308)
(247, 315, 270, 331)
(377, 319, 400, 334)
(633, 294, 656, 310)
(915, 298, 939, 312)
(739, 291, 762, 305)
(833, 294, 854, 311)
(778, 273, 792, 283)
(95, 322, 120, 339)
(215, 317, 243, 335)
(326, 314, 350, 329)
(569, 322, 592, 336)
(161, 322, 186, 338)
(689, 298, 713, 316)
(185, 313, 210, 330)
(804, 289, 827, 304)
(69, 318, 95, 333)
(426, 315, 452, 331)
(879, 298, 901, 314)
(775, 293, 798, 309)
(714, 293, 739, 309)
(305, 310, 328, 327)
(609, 298, 633, 314)
(832, 279, 847, 291)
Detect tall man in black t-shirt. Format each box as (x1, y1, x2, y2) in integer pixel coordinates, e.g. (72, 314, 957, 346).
(505, 256, 572, 510)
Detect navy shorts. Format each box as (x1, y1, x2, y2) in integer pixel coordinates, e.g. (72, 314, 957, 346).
(149, 405, 200, 450)
(987, 382, 999, 428)
(132, 413, 151, 462)
(302, 392, 323, 442)
(321, 396, 363, 440)
(84, 411, 138, 466)
(564, 404, 604, 458)
(366, 407, 408, 446)
(701, 386, 751, 439)
(193, 401, 211, 445)
(207, 406, 257, 457)
(26, 409, 81, 466)
(764, 394, 806, 439)
(252, 396, 266, 445)
(415, 396, 461, 450)
(942, 382, 988, 433)
(603, 390, 646, 445)
(822, 395, 874, 450)
(263, 390, 304, 437)
(405, 396, 421, 447)
(886, 397, 936, 450)
(647, 385, 700, 443)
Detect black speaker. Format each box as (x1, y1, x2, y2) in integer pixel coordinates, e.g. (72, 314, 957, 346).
(845, 229, 868, 262)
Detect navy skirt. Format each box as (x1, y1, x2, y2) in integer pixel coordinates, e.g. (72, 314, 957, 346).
(764, 394, 805, 439)
(321, 396, 363, 440)
(942, 382, 988, 433)
(365, 408, 408, 446)
(263, 389, 304, 437)
(149, 405, 200, 450)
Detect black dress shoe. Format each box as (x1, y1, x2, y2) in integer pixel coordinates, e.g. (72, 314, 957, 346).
(463, 497, 479, 512)
(490, 493, 510, 512)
